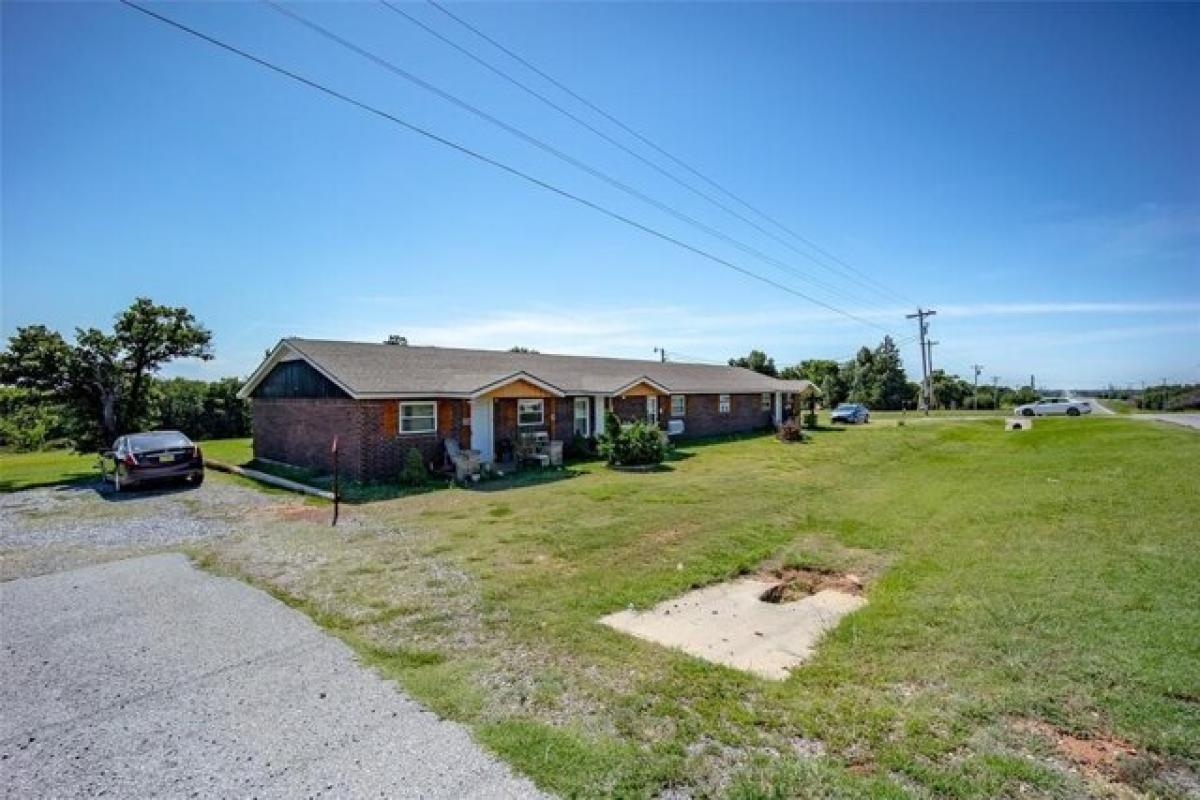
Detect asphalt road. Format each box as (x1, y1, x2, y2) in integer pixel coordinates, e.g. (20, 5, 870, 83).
(1089, 400, 1200, 429)
(0, 554, 547, 799)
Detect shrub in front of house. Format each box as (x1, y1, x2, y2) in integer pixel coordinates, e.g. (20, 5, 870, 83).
(566, 432, 596, 460)
(598, 413, 664, 467)
(399, 446, 427, 486)
(777, 419, 805, 443)
(803, 411, 818, 429)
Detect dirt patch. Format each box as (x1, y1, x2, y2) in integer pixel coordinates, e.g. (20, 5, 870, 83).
(758, 567, 864, 603)
(273, 505, 334, 524)
(1015, 719, 1139, 779)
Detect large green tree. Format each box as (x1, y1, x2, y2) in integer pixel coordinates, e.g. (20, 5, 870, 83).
(0, 298, 212, 448)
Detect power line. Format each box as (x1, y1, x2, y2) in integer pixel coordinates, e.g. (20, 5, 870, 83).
(424, 0, 916, 308)
(265, 0, 899, 318)
(120, 0, 893, 334)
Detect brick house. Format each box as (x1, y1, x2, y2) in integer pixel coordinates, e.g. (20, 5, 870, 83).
(238, 338, 816, 482)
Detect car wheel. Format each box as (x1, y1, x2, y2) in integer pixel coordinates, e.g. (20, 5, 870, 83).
(192, 472, 204, 487)
(1067, 408, 1080, 417)
(1022, 409, 1035, 417)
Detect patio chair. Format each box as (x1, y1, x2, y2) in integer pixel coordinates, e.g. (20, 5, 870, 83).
(517, 432, 552, 467)
(444, 438, 482, 482)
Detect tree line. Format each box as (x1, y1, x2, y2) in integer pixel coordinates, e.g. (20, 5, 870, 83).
(0, 298, 250, 451)
(729, 337, 1042, 411)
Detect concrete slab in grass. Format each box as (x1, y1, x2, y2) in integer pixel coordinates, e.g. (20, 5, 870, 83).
(601, 577, 866, 680)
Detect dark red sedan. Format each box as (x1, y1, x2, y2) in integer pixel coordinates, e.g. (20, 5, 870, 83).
(105, 431, 204, 492)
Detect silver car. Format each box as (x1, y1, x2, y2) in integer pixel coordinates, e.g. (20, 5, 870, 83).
(1013, 397, 1092, 417)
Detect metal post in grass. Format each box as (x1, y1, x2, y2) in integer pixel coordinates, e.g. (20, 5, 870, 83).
(331, 435, 340, 527)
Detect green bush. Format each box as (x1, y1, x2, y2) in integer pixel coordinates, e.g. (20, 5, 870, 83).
(802, 412, 818, 429)
(565, 433, 596, 459)
(597, 414, 664, 467)
(399, 446, 427, 485)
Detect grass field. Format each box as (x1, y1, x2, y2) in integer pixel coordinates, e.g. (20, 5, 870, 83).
(189, 418, 1200, 798)
(0, 438, 254, 493)
(0, 448, 102, 492)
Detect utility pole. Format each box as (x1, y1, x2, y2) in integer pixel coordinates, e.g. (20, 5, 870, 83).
(971, 364, 984, 410)
(906, 308, 936, 415)
(992, 376, 1000, 411)
(653, 347, 666, 363)
(926, 340, 939, 409)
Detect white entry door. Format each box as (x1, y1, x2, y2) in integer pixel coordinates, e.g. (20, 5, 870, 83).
(470, 398, 494, 462)
(646, 395, 659, 425)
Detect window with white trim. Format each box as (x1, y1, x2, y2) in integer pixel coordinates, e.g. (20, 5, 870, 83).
(719, 394, 731, 414)
(573, 397, 589, 437)
(762, 392, 772, 411)
(517, 398, 544, 426)
(399, 401, 437, 434)
(671, 394, 686, 417)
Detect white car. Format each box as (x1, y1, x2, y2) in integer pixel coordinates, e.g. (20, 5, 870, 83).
(1013, 397, 1093, 417)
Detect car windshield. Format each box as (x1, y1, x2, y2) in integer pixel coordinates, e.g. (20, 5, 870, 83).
(835, 404, 858, 411)
(127, 431, 192, 452)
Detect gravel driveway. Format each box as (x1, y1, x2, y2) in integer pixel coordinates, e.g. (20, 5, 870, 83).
(0, 554, 547, 798)
(0, 480, 278, 579)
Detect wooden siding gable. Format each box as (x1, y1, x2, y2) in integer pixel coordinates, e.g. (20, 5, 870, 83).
(480, 378, 558, 399)
(251, 360, 350, 399)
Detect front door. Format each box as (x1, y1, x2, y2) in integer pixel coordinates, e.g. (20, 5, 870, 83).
(646, 395, 659, 425)
(471, 398, 494, 462)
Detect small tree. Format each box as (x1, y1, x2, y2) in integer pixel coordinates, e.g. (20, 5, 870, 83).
(399, 446, 427, 485)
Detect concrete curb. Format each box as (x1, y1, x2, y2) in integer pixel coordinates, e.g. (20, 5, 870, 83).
(204, 459, 335, 501)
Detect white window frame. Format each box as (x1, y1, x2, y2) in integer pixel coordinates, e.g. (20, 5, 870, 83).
(646, 395, 659, 424)
(517, 398, 545, 426)
(719, 394, 731, 414)
(573, 397, 590, 437)
(398, 401, 437, 435)
(671, 394, 686, 417)
(762, 392, 772, 411)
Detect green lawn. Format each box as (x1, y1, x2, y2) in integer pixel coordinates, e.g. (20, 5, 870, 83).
(192, 418, 1200, 798)
(198, 437, 254, 464)
(0, 448, 102, 492)
(0, 438, 254, 493)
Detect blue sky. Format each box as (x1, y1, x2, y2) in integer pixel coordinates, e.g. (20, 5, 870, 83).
(3, 1, 1197, 389)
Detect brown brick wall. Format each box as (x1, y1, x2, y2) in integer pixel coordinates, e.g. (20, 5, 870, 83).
(361, 398, 466, 481)
(674, 393, 774, 437)
(611, 394, 667, 427)
(253, 391, 777, 482)
(252, 398, 365, 480)
(253, 397, 467, 483)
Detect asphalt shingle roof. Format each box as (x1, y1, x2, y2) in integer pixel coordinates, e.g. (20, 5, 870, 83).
(272, 338, 815, 398)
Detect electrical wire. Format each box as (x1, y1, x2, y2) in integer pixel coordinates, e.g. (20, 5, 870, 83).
(119, 0, 894, 335)
(264, 0, 900, 316)
(424, 0, 917, 308)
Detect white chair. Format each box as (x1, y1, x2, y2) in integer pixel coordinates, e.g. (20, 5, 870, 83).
(444, 438, 482, 481)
